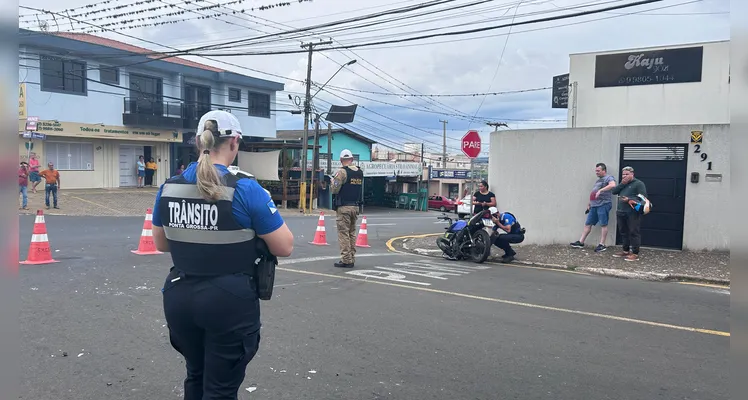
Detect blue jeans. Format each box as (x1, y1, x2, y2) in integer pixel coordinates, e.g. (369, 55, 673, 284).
(19, 185, 27, 208)
(585, 203, 612, 226)
(45, 183, 58, 207)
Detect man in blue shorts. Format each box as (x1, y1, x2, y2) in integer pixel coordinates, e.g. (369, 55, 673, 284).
(570, 162, 616, 252)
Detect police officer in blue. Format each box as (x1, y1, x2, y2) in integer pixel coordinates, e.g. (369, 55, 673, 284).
(150, 110, 294, 400)
(489, 207, 526, 263)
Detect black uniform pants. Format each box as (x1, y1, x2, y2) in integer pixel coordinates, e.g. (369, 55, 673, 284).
(494, 233, 525, 257)
(616, 212, 642, 254)
(162, 268, 262, 400)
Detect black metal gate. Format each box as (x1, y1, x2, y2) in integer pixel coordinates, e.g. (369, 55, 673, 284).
(616, 144, 688, 250)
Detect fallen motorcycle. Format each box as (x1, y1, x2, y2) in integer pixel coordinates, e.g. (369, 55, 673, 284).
(435, 210, 493, 263)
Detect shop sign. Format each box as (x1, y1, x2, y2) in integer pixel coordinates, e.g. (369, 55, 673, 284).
(430, 169, 472, 179)
(310, 159, 422, 177)
(552, 73, 569, 109)
(17, 120, 182, 143)
(594, 46, 703, 88)
(19, 83, 26, 119)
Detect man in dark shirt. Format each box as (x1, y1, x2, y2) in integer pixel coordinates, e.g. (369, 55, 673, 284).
(472, 180, 496, 215)
(610, 166, 648, 262)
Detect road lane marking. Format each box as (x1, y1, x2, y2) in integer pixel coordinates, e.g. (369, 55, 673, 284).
(279, 253, 398, 265)
(676, 282, 730, 289)
(276, 266, 729, 337)
(386, 233, 591, 276)
(366, 223, 397, 226)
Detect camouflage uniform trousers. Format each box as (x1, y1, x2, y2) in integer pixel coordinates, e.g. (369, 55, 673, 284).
(336, 205, 360, 264)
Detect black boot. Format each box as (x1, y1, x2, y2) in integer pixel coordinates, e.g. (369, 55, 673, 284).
(334, 261, 354, 268)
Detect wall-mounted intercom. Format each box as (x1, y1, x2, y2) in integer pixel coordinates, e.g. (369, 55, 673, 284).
(690, 172, 699, 183)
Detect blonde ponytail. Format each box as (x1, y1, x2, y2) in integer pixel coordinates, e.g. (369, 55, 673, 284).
(196, 121, 225, 202)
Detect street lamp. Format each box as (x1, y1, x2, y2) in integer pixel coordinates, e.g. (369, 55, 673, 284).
(299, 58, 357, 213)
(311, 59, 357, 100)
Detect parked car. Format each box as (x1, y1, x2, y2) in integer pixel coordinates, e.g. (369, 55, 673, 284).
(428, 195, 457, 212)
(456, 195, 472, 218)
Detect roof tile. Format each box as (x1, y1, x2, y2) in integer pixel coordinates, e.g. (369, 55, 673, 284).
(50, 32, 224, 73)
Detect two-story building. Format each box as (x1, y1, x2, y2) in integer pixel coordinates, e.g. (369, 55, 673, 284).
(17, 29, 284, 189)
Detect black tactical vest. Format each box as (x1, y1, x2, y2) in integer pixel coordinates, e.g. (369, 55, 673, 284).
(158, 173, 258, 277)
(336, 166, 364, 207)
(504, 212, 523, 235)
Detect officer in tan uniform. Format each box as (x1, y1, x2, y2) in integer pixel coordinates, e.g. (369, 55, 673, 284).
(331, 149, 364, 268)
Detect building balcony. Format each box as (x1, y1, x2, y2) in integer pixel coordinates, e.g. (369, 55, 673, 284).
(122, 97, 183, 130)
(182, 101, 213, 130)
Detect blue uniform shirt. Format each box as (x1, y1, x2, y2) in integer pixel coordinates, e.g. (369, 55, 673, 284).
(499, 212, 516, 227)
(152, 162, 284, 236)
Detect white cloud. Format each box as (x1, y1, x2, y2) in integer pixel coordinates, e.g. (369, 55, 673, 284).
(20, 0, 730, 156)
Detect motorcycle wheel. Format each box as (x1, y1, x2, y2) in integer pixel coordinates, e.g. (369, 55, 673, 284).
(470, 229, 492, 263)
(436, 237, 453, 257)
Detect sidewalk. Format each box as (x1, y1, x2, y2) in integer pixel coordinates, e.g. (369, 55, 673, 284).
(394, 235, 730, 286)
(16, 188, 306, 218)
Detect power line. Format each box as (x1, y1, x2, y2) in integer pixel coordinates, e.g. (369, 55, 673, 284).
(168, 0, 668, 56)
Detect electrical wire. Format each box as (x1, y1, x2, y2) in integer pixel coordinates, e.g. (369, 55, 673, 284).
(160, 0, 667, 56)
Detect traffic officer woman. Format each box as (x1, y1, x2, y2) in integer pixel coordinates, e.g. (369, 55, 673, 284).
(330, 149, 364, 268)
(150, 110, 294, 400)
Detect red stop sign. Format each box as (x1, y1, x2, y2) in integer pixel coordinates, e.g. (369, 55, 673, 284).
(461, 130, 482, 159)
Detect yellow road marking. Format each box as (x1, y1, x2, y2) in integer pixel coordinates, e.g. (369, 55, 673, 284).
(277, 266, 729, 337)
(386, 233, 590, 276)
(68, 196, 126, 215)
(677, 282, 730, 289)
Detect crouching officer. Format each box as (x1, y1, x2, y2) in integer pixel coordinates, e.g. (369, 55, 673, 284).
(489, 207, 526, 263)
(331, 149, 363, 268)
(150, 110, 294, 400)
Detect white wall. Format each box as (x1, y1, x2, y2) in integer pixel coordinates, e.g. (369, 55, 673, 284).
(488, 124, 729, 251)
(567, 40, 730, 128)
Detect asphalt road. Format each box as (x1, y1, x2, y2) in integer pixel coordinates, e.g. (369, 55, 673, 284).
(18, 211, 729, 399)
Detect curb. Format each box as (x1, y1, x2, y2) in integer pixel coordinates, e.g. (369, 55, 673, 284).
(389, 234, 730, 287)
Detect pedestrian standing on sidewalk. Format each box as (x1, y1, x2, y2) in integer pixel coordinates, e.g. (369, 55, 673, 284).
(137, 156, 146, 188)
(331, 149, 364, 269)
(145, 157, 158, 187)
(472, 180, 496, 215)
(39, 162, 60, 210)
(611, 166, 648, 262)
(570, 162, 616, 252)
(150, 110, 294, 400)
(28, 153, 41, 193)
(18, 161, 29, 210)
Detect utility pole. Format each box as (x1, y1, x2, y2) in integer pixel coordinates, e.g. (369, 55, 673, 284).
(300, 40, 333, 211)
(439, 119, 448, 169)
(326, 123, 332, 175)
(484, 122, 508, 190)
(309, 116, 322, 214)
(416, 142, 424, 211)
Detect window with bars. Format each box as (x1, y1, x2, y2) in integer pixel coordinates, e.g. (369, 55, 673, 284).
(40, 55, 87, 95)
(45, 141, 94, 171)
(228, 88, 241, 103)
(247, 91, 270, 118)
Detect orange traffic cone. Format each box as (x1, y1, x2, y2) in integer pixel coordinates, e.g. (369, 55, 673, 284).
(309, 212, 329, 246)
(355, 216, 371, 248)
(131, 208, 163, 255)
(20, 210, 59, 265)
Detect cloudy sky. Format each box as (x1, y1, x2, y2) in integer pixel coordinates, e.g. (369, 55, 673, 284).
(18, 0, 730, 157)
